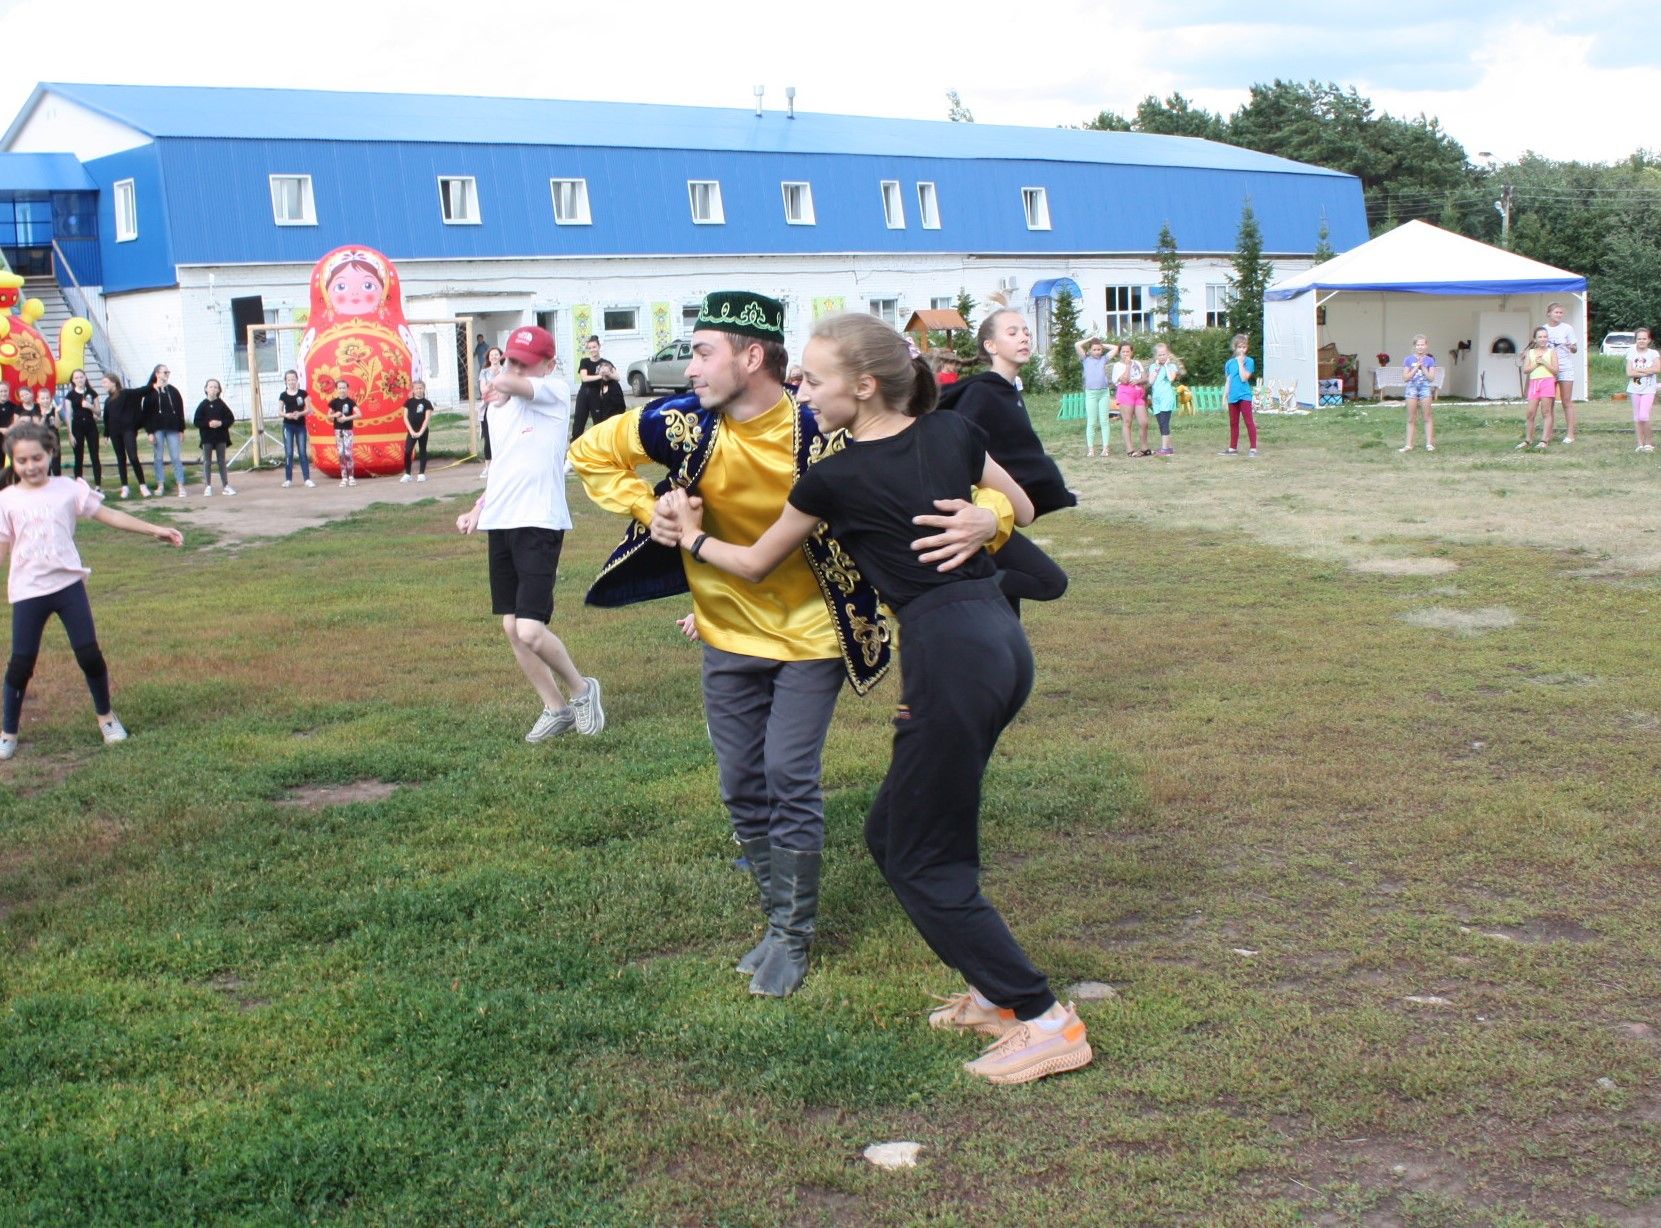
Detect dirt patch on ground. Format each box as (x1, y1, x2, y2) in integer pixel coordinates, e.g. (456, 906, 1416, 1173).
(205, 969, 270, 1011)
(159, 461, 479, 549)
(1349, 557, 1460, 576)
(1273, 1132, 1661, 1226)
(278, 779, 399, 809)
(1460, 916, 1601, 944)
(1400, 606, 1519, 635)
(0, 749, 89, 797)
(1061, 400, 1661, 575)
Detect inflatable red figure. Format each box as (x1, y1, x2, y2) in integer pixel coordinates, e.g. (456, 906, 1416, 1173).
(298, 246, 423, 478)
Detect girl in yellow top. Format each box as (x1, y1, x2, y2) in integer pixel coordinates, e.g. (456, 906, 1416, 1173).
(1517, 325, 1558, 451)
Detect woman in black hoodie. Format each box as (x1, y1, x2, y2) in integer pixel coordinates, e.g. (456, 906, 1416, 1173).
(138, 364, 187, 497)
(935, 309, 1075, 615)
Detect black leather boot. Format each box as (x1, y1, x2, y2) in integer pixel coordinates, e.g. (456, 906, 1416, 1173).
(748, 846, 821, 998)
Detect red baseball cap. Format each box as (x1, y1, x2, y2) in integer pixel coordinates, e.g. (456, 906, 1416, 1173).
(504, 326, 556, 363)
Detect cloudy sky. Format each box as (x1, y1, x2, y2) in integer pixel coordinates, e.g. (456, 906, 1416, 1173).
(0, 0, 1637, 163)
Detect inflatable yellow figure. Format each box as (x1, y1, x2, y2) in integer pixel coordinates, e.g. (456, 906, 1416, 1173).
(0, 271, 94, 402)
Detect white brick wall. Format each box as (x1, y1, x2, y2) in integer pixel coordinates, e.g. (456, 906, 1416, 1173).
(87, 252, 1314, 420)
(103, 290, 184, 392)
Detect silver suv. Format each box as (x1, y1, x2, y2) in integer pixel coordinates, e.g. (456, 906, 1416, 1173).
(626, 340, 693, 396)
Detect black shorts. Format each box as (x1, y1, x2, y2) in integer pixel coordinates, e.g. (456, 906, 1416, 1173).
(487, 527, 565, 623)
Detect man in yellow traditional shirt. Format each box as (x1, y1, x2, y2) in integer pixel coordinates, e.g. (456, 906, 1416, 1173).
(570, 290, 1008, 999)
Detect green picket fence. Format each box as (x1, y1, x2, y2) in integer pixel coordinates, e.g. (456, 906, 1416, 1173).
(1058, 386, 1226, 418)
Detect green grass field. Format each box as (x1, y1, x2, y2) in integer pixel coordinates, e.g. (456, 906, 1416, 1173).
(3, 393, 1658, 1226)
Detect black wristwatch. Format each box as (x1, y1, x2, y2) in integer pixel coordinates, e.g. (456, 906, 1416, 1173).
(690, 532, 709, 562)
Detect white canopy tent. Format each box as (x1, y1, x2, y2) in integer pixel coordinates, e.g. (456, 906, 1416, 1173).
(1263, 221, 1588, 405)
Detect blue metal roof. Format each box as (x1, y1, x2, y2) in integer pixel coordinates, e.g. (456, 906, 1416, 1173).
(0, 152, 96, 192)
(20, 83, 1355, 179)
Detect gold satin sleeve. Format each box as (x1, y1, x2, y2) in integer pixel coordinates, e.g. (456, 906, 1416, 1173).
(972, 486, 1016, 553)
(567, 409, 658, 525)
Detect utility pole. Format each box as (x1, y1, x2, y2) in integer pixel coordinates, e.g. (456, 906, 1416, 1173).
(1494, 184, 1514, 247)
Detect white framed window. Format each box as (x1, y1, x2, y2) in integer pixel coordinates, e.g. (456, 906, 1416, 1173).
(868, 298, 899, 327)
(269, 175, 316, 226)
(550, 178, 591, 225)
(113, 178, 137, 242)
(438, 176, 480, 225)
(880, 180, 905, 229)
(930, 296, 954, 311)
(688, 180, 724, 225)
(601, 306, 640, 334)
(917, 182, 940, 229)
(681, 303, 702, 336)
(781, 181, 815, 225)
(1205, 284, 1233, 328)
(1104, 286, 1152, 334)
(1022, 187, 1051, 231)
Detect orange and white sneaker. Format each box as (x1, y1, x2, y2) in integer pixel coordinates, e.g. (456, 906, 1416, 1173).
(928, 991, 1017, 1037)
(963, 1004, 1092, 1085)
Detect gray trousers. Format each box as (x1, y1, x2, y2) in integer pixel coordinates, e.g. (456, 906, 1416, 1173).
(701, 645, 844, 852)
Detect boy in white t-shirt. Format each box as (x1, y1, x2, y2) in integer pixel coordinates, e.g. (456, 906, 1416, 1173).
(456, 326, 605, 742)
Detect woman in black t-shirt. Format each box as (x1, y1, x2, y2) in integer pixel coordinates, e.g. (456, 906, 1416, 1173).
(659, 313, 1092, 1088)
(935, 309, 1074, 617)
(64, 369, 102, 488)
(401, 379, 434, 481)
(571, 335, 605, 438)
(277, 368, 313, 488)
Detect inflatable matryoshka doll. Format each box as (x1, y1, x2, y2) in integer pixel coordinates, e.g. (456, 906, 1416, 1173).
(298, 246, 424, 477)
(0, 272, 59, 405)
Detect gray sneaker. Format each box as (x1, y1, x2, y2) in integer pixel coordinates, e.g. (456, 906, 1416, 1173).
(100, 716, 129, 745)
(0, 734, 15, 760)
(525, 706, 575, 743)
(571, 677, 605, 735)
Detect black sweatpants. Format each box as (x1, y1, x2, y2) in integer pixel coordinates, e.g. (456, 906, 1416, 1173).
(403, 432, 429, 475)
(863, 577, 1055, 1020)
(72, 422, 102, 486)
(111, 429, 145, 487)
(992, 530, 1069, 618)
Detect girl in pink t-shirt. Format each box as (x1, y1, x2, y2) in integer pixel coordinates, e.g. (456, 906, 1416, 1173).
(0, 423, 182, 760)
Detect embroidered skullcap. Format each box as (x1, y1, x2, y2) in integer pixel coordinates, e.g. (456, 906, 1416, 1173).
(694, 290, 785, 341)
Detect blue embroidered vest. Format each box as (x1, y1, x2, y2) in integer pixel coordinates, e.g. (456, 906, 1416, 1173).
(585, 393, 892, 695)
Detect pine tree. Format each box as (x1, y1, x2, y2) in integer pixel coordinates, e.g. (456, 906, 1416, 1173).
(1155, 223, 1184, 328)
(1226, 198, 1274, 369)
(1049, 288, 1083, 389)
(951, 288, 979, 365)
(1314, 211, 1335, 263)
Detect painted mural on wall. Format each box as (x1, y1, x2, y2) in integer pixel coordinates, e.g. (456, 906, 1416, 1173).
(650, 303, 673, 351)
(571, 305, 594, 363)
(812, 296, 846, 321)
(0, 272, 93, 403)
(298, 246, 423, 478)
